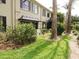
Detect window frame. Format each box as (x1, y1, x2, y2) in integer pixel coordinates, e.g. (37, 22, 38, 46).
(20, 0, 30, 11)
(0, 16, 6, 31)
(0, 0, 6, 4)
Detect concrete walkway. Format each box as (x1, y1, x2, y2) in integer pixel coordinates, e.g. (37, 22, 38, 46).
(69, 34, 79, 59)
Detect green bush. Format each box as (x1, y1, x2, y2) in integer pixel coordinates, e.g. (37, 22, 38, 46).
(0, 32, 6, 41)
(41, 29, 48, 34)
(76, 25, 79, 31)
(6, 23, 36, 45)
(57, 23, 64, 35)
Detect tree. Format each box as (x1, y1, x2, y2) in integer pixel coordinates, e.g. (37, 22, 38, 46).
(57, 13, 64, 23)
(51, 0, 57, 39)
(65, 0, 74, 34)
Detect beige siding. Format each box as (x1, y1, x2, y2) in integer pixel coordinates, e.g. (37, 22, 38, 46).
(0, 0, 12, 27)
(0, 0, 51, 29)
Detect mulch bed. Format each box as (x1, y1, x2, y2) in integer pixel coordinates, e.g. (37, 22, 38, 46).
(0, 41, 22, 50)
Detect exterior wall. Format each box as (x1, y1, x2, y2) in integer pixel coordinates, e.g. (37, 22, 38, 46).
(15, 0, 42, 35)
(15, 0, 51, 29)
(16, 0, 40, 22)
(0, 0, 51, 32)
(0, 0, 12, 27)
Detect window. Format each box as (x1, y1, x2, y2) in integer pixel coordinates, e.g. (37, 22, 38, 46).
(29, 2, 33, 11)
(47, 13, 50, 17)
(32, 4, 38, 14)
(38, 6, 40, 15)
(32, 3, 35, 12)
(42, 9, 46, 16)
(0, 16, 6, 31)
(0, 0, 6, 4)
(20, 0, 29, 10)
(34, 4, 38, 14)
(28, 1, 31, 11)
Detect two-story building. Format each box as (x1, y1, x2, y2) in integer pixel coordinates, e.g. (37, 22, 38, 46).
(0, 0, 51, 34)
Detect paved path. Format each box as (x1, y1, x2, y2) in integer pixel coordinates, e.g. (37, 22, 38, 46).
(69, 34, 79, 59)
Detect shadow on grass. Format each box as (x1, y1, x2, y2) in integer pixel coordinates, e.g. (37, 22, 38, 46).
(47, 39, 69, 59)
(64, 40, 69, 59)
(23, 36, 70, 59)
(23, 41, 52, 59)
(49, 40, 61, 59)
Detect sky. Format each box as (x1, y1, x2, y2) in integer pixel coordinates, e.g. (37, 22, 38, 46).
(36, 0, 79, 16)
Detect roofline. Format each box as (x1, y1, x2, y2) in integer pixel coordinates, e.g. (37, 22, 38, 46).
(34, 0, 52, 13)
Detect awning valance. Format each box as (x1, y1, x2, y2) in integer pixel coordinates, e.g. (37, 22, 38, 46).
(19, 15, 40, 22)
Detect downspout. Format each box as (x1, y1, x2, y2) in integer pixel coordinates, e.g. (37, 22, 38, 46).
(11, 0, 13, 30)
(11, 0, 16, 30)
(14, 0, 16, 30)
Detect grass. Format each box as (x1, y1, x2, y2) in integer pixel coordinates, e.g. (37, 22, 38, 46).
(0, 35, 70, 59)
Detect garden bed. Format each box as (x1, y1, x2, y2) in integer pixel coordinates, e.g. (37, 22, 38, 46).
(0, 41, 23, 50)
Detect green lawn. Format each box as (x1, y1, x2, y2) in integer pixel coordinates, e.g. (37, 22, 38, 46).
(0, 35, 70, 59)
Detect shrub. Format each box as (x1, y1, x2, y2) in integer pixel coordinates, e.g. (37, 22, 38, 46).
(0, 32, 6, 41)
(41, 29, 48, 34)
(57, 23, 64, 35)
(6, 23, 36, 45)
(76, 25, 79, 31)
(77, 36, 79, 45)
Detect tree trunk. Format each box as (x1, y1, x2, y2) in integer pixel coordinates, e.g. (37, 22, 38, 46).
(65, 0, 73, 34)
(51, 0, 57, 39)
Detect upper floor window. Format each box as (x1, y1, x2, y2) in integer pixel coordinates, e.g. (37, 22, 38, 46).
(42, 9, 46, 17)
(38, 6, 40, 15)
(0, 0, 6, 4)
(20, 0, 29, 10)
(47, 13, 50, 17)
(34, 4, 38, 14)
(20, 0, 38, 14)
(32, 4, 38, 14)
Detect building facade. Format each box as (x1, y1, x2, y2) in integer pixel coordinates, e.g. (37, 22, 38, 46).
(0, 0, 51, 34)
